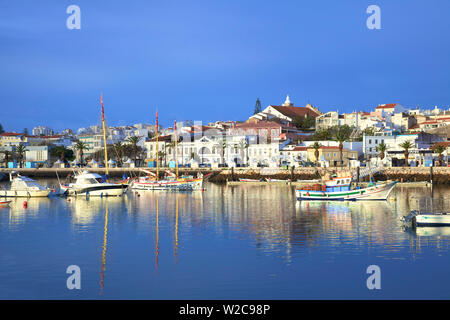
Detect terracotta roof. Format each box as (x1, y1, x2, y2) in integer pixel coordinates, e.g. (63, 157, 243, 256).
(1, 132, 23, 137)
(235, 121, 283, 129)
(147, 134, 173, 142)
(319, 146, 340, 150)
(432, 142, 450, 150)
(292, 146, 308, 151)
(376, 103, 398, 109)
(269, 105, 320, 118)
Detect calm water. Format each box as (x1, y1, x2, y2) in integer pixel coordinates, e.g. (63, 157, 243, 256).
(0, 180, 449, 299)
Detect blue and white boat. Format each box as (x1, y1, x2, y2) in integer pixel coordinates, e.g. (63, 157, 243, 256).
(296, 172, 397, 201)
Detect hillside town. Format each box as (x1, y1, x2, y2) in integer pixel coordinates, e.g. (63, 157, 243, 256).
(1, 95, 449, 170)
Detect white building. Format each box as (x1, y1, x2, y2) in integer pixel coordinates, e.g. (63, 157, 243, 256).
(32, 126, 54, 136)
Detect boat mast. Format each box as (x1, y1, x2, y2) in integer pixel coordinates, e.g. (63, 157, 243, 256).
(156, 110, 159, 180)
(101, 93, 109, 179)
(174, 120, 179, 179)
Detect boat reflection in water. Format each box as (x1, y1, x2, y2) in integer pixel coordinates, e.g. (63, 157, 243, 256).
(2, 197, 52, 229)
(99, 201, 109, 295)
(66, 196, 126, 227)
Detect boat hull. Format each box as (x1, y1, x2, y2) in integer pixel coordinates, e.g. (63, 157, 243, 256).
(131, 178, 203, 191)
(0, 190, 51, 197)
(296, 181, 397, 201)
(414, 214, 450, 227)
(66, 184, 127, 197)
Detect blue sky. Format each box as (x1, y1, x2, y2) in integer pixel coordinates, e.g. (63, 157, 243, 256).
(0, 0, 449, 132)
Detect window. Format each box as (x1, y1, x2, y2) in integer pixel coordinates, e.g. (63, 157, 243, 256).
(369, 139, 372, 144)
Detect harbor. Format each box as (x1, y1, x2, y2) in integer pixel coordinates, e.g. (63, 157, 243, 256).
(1, 167, 449, 184)
(1, 181, 449, 299)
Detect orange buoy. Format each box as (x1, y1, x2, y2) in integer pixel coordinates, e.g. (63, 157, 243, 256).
(23, 201, 28, 208)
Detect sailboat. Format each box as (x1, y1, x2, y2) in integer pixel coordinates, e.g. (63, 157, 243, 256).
(61, 94, 128, 197)
(130, 116, 206, 191)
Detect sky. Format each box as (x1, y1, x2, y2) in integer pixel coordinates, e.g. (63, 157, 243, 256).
(0, 0, 449, 132)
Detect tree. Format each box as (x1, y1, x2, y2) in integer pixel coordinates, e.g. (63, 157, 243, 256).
(363, 127, 375, 136)
(434, 145, 445, 166)
(15, 145, 28, 168)
(157, 150, 166, 166)
(166, 141, 177, 164)
(376, 141, 387, 160)
(237, 140, 249, 166)
(312, 142, 321, 166)
(399, 141, 414, 167)
(215, 139, 228, 165)
(254, 98, 262, 114)
(74, 141, 90, 164)
(334, 126, 351, 167)
(293, 114, 315, 130)
(23, 128, 28, 135)
(50, 146, 74, 162)
(0, 123, 4, 134)
(112, 142, 124, 167)
(126, 136, 141, 167)
(0, 149, 12, 167)
(313, 128, 332, 141)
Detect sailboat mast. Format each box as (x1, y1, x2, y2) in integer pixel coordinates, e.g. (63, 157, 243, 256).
(174, 120, 179, 179)
(101, 93, 109, 177)
(156, 110, 159, 180)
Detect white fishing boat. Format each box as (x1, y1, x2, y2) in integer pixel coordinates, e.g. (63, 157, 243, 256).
(239, 178, 263, 182)
(295, 169, 397, 201)
(0, 173, 52, 197)
(403, 210, 450, 227)
(130, 169, 205, 191)
(61, 170, 127, 197)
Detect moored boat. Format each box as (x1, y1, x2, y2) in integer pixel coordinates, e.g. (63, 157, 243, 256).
(61, 170, 128, 197)
(130, 169, 205, 191)
(239, 178, 263, 182)
(0, 173, 52, 197)
(403, 210, 450, 227)
(295, 169, 396, 201)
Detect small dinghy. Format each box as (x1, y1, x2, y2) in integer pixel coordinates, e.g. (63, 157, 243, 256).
(0, 200, 12, 206)
(402, 210, 450, 227)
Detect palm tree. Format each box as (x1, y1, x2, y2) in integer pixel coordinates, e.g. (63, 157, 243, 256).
(334, 129, 347, 167)
(237, 140, 249, 166)
(74, 141, 90, 165)
(126, 136, 141, 167)
(399, 141, 414, 167)
(166, 141, 176, 164)
(51, 146, 69, 162)
(215, 139, 228, 166)
(16, 145, 28, 168)
(312, 142, 321, 166)
(376, 141, 387, 160)
(157, 150, 166, 167)
(112, 142, 124, 167)
(0, 149, 12, 167)
(434, 145, 445, 166)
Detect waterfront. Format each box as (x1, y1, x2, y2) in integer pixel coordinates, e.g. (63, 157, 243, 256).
(0, 181, 449, 299)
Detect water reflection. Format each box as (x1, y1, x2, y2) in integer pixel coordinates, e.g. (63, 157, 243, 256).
(1, 182, 450, 298)
(99, 201, 109, 295)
